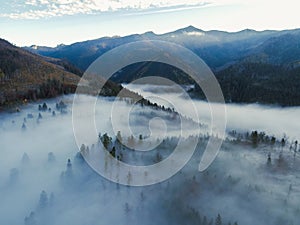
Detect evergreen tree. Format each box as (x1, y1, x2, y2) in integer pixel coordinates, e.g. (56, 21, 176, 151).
(22, 123, 27, 130)
(66, 159, 72, 177)
(101, 133, 111, 149)
(116, 131, 122, 143)
(267, 153, 272, 165)
(47, 152, 56, 163)
(281, 138, 286, 149)
(110, 146, 116, 158)
(202, 216, 207, 225)
(38, 190, 48, 209)
(24, 211, 36, 225)
(22, 153, 30, 165)
(215, 214, 222, 225)
(251, 131, 258, 147)
(42, 102, 48, 111)
(128, 135, 135, 149)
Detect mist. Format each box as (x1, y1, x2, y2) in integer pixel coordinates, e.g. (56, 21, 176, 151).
(124, 83, 300, 140)
(0, 86, 300, 225)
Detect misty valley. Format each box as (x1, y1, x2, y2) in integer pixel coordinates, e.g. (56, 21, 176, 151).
(0, 84, 299, 225)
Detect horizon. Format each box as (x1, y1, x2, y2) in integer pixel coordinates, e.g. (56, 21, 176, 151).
(4, 25, 300, 48)
(1, 0, 300, 47)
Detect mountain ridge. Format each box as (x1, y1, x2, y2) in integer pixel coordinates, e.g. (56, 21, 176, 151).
(18, 25, 300, 106)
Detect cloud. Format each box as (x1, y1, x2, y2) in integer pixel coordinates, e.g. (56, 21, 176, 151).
(0, 0, 212, 19)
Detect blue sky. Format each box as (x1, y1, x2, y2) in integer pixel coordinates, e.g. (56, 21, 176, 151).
(1, 0, 299, 47)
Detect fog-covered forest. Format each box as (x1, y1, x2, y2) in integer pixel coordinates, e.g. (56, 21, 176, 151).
(1, 84, 300, 225)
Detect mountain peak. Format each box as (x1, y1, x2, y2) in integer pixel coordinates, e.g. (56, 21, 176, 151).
(143, 31, 156, 36)
(180, 25, 203, 33)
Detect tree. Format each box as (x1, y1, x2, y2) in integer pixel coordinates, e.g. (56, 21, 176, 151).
(202, 216, 207, 225)
(66, 158, 72, 177)
(47, 152, 56, 163)
(101, 133, 112, 149)
(215, 214, 222, 225)
(251, 131, 258, 147)
(24, 211, 36, 225)
(38, 190, 48, 209)
(110, 146, 116, 158)
(22, 153, 30, 165)
(80, 144, 89, 156)
(281, 138, 286, 149)
(116, 131, 122, 143)
(271, 136, 276, 146)
(42, 102, 48, 111)
(128, 135, 135, 149)
(267, 153, 271, 165)
(155, 152, 162, 163)
(22, 122, 27, 130)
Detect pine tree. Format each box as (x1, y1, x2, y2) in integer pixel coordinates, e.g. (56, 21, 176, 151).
(101, 133, 111, 149)
(202, 216, 207, 225)
(66, 159, 72, 177)
(22, 153, 30, 165)
(47, 152, 56, 163)
(215, 214, 222, 225)
(116, 131, 122, 143)
(38, 190, 48, 209)
(251, 131, 258, 147)
(267, 153, 271, 165)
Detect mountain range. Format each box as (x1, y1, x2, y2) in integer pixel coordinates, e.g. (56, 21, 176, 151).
(1, 26, 300, 107)
(25, 26, 300, 71)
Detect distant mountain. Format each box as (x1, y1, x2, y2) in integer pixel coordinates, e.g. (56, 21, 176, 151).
(25, 26, 300, 71)
(23, 26, 300, 106)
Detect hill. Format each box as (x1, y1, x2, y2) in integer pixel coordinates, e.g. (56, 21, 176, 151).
(0, 39, 132, 110)
(0, 39, 83, 108)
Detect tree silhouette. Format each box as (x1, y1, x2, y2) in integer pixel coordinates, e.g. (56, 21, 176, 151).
(38, 190, 48, 209)
(215, 214, 222, 225)
(21, 153, 30, 165)
(251, 131, 258, 147)
(47, 152, 56, 163)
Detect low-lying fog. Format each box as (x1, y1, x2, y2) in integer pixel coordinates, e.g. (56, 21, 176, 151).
(0, 84, 299, 225)
(124, 83, 300, 141)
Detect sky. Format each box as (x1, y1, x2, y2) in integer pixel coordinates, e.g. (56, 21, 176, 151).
(0, 0, 300, 47)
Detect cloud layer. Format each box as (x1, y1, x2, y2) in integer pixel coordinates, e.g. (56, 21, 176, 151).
(0, 0, 210, 19)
